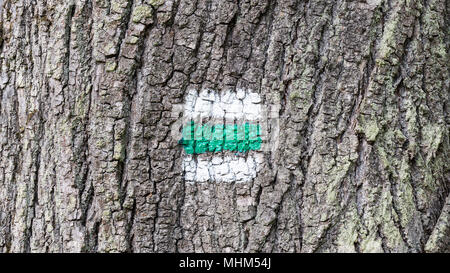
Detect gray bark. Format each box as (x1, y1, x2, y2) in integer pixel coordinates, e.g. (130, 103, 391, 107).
(0, 0, 448, 253)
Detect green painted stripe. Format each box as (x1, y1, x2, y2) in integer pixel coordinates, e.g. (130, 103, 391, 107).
(179, 121, 262, 154)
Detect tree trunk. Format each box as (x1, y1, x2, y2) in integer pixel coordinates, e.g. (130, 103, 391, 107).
(0, 0, 448, 253)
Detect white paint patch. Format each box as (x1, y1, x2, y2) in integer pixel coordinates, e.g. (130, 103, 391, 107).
(183, 153, 264, 183)
(181, 89, 264, 183)
(183, 89, 262, 121)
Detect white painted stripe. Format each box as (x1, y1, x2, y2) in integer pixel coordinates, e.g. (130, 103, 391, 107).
(183, 89, 262, 121)
(183, 153, 264, 183)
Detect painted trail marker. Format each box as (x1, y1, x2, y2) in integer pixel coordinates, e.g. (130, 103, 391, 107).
(171, 89, 278, 183)
(179, 122, 262, 154)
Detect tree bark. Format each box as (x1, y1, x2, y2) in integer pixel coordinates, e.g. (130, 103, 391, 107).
(0, 0, 448, 253)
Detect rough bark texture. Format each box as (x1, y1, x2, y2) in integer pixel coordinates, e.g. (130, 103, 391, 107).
(0, 0, 448, 253)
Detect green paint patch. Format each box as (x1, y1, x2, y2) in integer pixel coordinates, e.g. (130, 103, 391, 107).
(179, 121, 262, 154)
